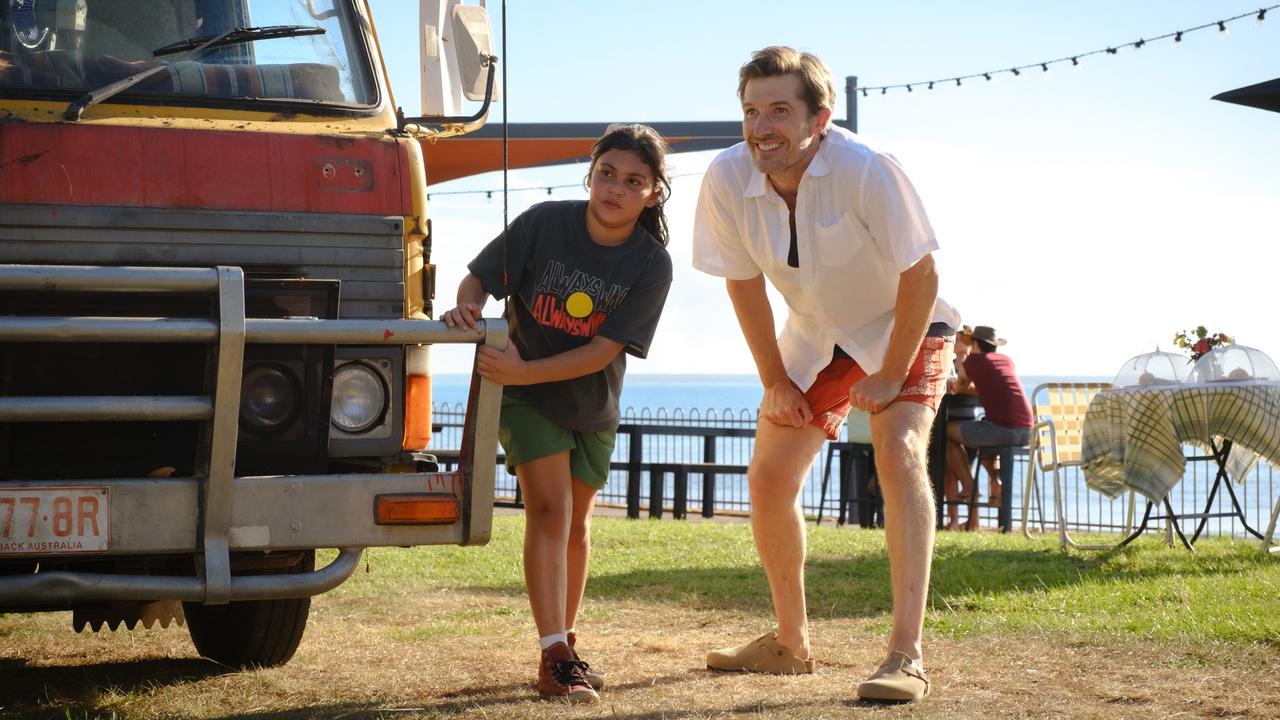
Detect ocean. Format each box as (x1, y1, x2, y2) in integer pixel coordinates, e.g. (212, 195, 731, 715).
(429, 373, 1112, 414)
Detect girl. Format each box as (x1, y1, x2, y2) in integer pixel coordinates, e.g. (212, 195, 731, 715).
(442, 124, 673, 703)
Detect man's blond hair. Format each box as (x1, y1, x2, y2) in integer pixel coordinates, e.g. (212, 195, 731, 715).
(737, 46, 836, 124)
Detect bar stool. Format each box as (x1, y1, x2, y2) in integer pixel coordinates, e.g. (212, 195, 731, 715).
(817, 410, 881, 527)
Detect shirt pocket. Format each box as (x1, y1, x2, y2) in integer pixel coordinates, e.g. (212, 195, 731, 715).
(813, 214, 865, 267)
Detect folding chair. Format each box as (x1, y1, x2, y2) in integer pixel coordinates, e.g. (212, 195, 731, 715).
(1021, 382, 1135, 549)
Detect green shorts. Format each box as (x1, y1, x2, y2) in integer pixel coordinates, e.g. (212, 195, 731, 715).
(498, 395, 616, 490)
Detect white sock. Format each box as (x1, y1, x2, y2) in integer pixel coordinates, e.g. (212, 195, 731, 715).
(539, 632, 568, 650)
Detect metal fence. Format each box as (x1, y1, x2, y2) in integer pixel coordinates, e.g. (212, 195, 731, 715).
(431, 403, 1279, 540)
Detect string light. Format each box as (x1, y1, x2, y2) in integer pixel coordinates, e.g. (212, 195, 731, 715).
(852, 5, 1277, 96)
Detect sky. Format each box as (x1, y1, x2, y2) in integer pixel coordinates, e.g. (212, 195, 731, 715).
(368, 1, 1280, 378)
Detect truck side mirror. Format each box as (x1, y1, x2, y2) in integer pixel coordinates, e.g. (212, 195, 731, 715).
(451, 5, 496, 102)
(419, 0, 500, 119)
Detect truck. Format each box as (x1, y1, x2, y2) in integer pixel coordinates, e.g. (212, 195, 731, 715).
(0, 0, 507, 667)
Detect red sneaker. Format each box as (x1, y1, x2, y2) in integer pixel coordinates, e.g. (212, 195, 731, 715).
(566, 630, 605, 690)
(537, 641, 598, 703)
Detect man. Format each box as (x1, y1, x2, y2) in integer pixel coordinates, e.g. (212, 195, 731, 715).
(692, 46, 960, 703)
(945, 325, 1033, 530)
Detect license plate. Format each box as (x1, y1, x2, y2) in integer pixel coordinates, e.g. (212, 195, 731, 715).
(0, 487, 110, 555)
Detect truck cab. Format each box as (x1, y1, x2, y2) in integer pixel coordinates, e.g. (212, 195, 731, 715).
(0, 0, 504, 667)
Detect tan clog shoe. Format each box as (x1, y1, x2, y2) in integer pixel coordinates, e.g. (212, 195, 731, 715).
(706, 631, 816, 674)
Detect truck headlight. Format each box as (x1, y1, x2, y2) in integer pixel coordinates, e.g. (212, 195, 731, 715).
(330, 362, 387, 433)
(240, 365, 299, 432)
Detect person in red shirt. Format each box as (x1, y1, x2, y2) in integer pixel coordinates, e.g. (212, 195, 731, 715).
(945, 326, 1033, 530)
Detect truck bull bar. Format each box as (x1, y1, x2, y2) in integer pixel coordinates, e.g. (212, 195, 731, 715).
(0, 264, 506, 605)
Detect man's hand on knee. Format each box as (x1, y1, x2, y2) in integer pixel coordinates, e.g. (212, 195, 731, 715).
(761, 381, 813, 428)
(849, 372, 904, 414)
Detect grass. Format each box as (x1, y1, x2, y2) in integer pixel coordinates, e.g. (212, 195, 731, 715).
(340, 515, 1280, 644)
(3, 514, 1279, 719)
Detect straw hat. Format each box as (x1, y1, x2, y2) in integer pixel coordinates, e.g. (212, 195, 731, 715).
(971, 325, 1007, 346)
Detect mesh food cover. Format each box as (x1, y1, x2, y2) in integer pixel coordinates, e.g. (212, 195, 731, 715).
(1113, 351, 1187, 388)
(1187, 345, 1280, 383)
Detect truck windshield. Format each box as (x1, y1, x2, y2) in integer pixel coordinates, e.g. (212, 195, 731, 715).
(0, 0, 376, 109)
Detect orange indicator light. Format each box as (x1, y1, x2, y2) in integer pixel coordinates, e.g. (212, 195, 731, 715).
(374, 494, 459, 525)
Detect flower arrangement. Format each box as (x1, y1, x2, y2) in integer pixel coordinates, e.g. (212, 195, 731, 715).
(1172, 326, 1233, 361)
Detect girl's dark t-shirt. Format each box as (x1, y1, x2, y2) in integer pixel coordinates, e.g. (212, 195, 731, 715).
(467, 200, 673, 432)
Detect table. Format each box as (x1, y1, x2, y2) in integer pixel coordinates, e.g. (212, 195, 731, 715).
(1080, 381, 1280, 549)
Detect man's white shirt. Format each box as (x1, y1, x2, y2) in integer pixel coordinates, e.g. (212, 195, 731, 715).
(692, 125, 961, 391)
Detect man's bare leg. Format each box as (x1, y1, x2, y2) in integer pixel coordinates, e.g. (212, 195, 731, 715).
(980, 455, 1002, 507)
(945, 423, 979, 530)
(746, 419, 828, 659)
(942, 434, 971, 530)
(945, 440, 977, 530)
(871, 401, 937, 663)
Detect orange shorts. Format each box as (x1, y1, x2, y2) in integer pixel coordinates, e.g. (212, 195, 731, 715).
(805, 336, 952, 440)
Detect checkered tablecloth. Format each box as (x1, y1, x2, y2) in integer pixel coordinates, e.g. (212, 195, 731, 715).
(1080, 381, 1280, 503)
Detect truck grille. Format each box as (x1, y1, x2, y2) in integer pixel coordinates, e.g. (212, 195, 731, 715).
(0, 204, 405, 319)
(0, 280, 337, 480)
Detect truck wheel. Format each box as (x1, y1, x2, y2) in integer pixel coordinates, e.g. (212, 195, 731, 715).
(183, 550, 315, 668)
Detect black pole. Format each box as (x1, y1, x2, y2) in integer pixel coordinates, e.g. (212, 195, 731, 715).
(846, 75, 858, 133)
(626, 429, 642, 519)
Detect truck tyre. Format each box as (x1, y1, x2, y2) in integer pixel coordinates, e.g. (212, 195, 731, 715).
(183, 550, 315, 668)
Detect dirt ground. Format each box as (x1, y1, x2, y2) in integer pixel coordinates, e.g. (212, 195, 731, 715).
(3, 587, 1279, 720)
